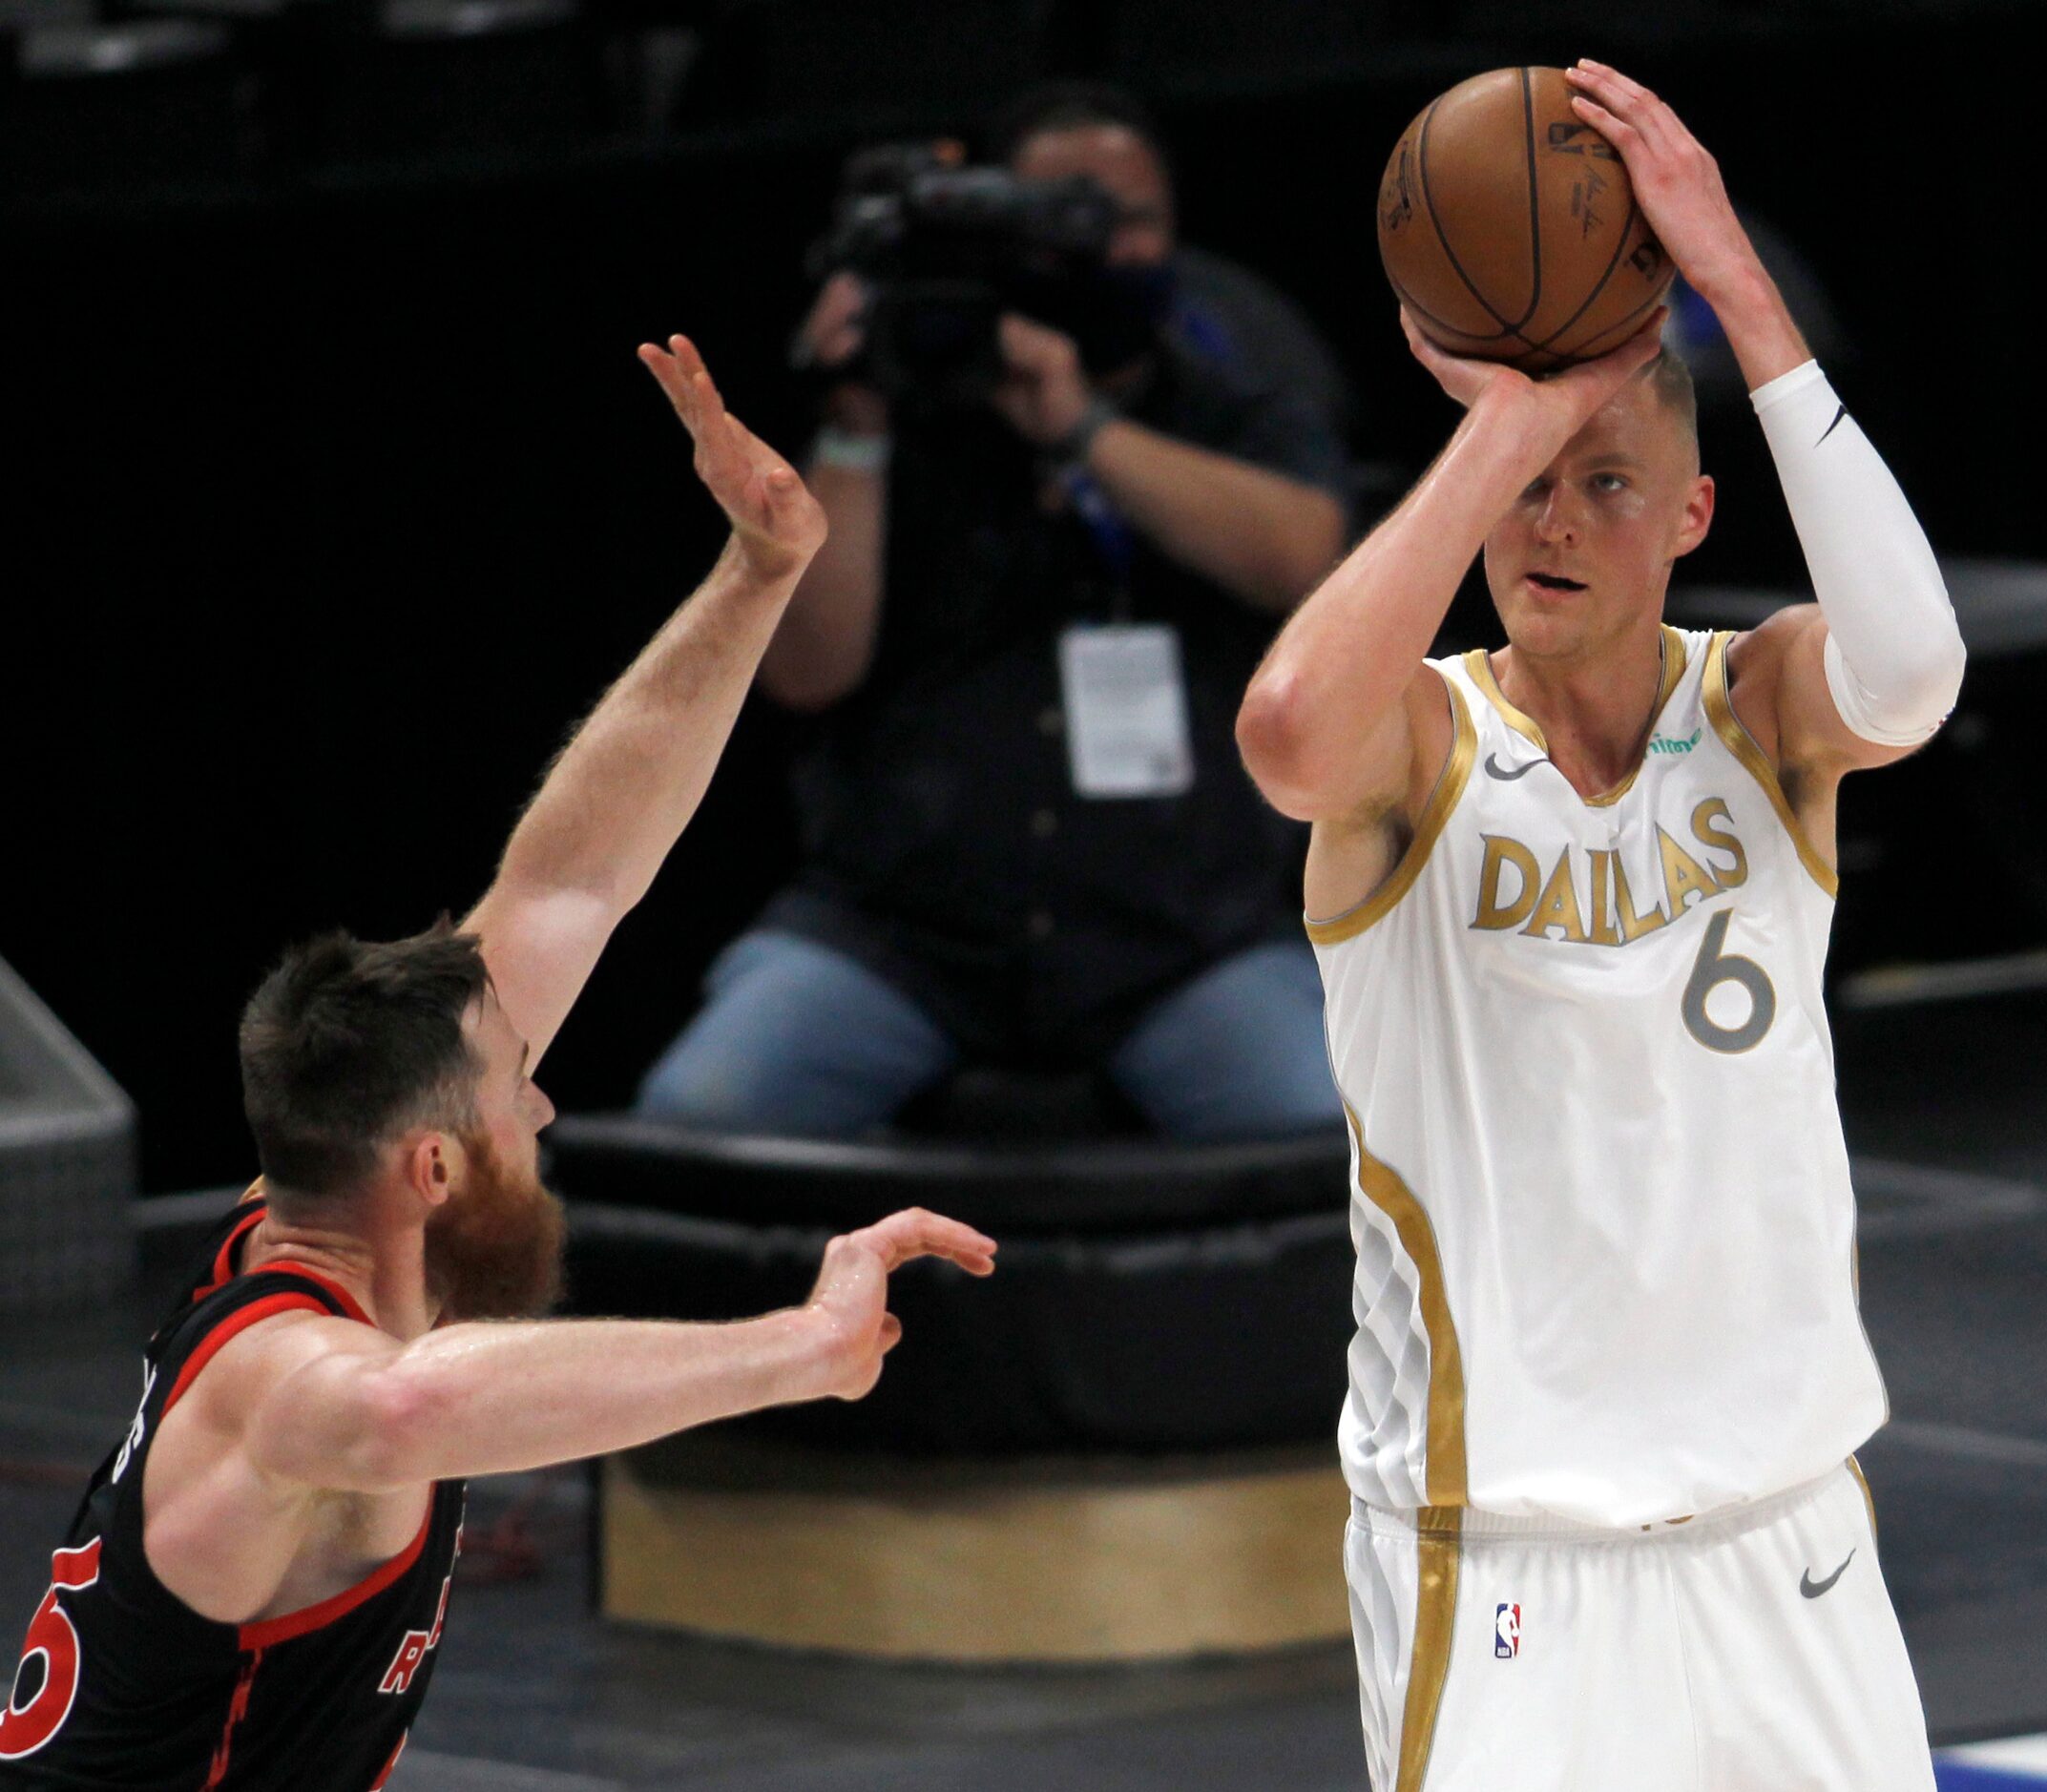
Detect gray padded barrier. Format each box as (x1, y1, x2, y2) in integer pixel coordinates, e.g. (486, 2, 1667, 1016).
(1667, 557, 2047, 656)
(547, 1115, 1356, 1452)
(0, 955, 137, 1314)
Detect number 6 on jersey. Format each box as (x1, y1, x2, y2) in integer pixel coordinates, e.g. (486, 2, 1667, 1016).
(1681, 908, 1776, 1053)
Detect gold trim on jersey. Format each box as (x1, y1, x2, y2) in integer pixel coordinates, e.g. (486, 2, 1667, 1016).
(1345, 1105, 1469, 1506)
(1465, 646, 1549, 752)
(1305, 681, 1477, 946)
(1464, 626, 1691, 807)
(1702, 632, 1841, 899)
(1397, 1507, 1463, 1792)
(1848, 1455, 1879, 1544)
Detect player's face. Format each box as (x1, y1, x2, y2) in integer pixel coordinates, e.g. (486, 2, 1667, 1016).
(423, 992, 565, 1322)
(1481, 378, 1713, 662)
(1010, 124, 1175, 267)
(467, 987, 555, 1182)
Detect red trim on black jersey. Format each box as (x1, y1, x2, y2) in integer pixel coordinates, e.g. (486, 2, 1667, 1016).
(199, 1646, 263, 1790)
(369, 1731, 408, 1789)
(261, 1261, 374, 1328)
(236, 1505, 434, 1653)
(161, 1292, 333, 1419)
(192, 1198, 377, 1332)
(198, 1207, 268, 1301)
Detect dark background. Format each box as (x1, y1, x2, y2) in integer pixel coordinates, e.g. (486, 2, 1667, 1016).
(4, 0, 2039, 1193)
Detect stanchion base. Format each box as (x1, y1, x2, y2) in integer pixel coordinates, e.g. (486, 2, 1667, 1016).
(600, 1436, 1351, 1663)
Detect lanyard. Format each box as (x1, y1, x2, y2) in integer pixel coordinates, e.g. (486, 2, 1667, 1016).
(1058, 466, 1137, 617)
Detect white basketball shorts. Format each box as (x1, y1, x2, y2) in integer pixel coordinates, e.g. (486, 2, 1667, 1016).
(1345, 1462, 1934, 1792)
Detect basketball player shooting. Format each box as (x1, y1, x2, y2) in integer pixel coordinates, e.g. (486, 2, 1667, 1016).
(1237, 62, 1963, 1792)
(0, 338, 996, 1789)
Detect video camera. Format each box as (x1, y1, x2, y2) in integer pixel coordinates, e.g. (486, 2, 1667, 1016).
(804, 143, 1156, 406)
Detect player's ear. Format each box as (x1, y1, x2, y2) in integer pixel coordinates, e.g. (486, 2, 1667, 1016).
(1671, 473, 1714, 560)
(403, 1134, 459, 1211)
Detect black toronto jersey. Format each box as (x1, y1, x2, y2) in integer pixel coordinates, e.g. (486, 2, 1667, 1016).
(0, 1198, 466, 1789)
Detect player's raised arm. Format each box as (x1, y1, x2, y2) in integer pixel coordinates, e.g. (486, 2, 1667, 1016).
(1566, 60, 1965, 781)
(461, 337, 827, 1066)
(226, 1210, 996, 1494)
(1235, 310, 1666, 826)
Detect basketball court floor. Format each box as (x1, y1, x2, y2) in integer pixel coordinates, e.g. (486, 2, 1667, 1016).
(3, 988, 2040, 1789)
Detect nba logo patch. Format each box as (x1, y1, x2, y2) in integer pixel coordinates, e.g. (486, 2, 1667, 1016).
(1494, 1603, 1520, 1658)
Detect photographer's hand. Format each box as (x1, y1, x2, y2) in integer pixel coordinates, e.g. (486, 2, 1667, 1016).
(797, 273, 889, 437)
(991, 315, 1093, 450)
(994, 314, 1345, 614)
(756, 282, 891, 712)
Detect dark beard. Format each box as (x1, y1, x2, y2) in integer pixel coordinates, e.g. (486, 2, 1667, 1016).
(424, 1133, 567, 1323)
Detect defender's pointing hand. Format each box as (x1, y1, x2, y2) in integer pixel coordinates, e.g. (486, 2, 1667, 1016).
(638, 333, 827, 580)
(804, 1208, 999, 1402)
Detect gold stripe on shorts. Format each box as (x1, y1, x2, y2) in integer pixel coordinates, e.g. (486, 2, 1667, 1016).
(1397, 1506, 1462, 1792)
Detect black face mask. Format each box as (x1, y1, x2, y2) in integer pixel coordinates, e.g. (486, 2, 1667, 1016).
(1013, 259, 1179, 376)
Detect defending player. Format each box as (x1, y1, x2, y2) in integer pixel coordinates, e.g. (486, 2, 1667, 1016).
(1236, 63, 1963, 1792)
(0, 337, 996, 1789)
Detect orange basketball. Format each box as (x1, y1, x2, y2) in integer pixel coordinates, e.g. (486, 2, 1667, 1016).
(1377, 66, 1673, 372)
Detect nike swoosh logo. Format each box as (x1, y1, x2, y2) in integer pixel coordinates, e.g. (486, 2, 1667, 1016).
(1800, 1549, 1855, 1598)
(1816, 403, 1848, 447)
(1483, 753, 1542, 781)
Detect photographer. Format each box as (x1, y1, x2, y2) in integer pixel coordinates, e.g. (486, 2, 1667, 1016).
(637, 84, 1351, 1141)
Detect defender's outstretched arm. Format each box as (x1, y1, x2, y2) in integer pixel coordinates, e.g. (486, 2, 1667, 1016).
(230, 1209, 996, 1493)
(463, 337, 827, 1066)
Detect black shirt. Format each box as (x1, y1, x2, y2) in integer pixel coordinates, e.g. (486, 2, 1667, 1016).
(767, 324, 1349, 1063)
(0, 1199, 466, 1790)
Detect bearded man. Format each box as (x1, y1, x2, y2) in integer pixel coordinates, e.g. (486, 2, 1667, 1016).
(0, 336, 995, 1790)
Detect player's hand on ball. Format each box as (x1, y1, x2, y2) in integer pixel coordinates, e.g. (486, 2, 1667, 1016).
(1564, 62, 1761, 304)
(1400, 305, 1516, 410)
(1403, 302, 1668, 438)
(804, 1208, 998, 1401)
(638, 333, 828, 581)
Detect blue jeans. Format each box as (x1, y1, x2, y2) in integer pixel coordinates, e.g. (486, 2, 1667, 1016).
(634, 930, 1342, 1144)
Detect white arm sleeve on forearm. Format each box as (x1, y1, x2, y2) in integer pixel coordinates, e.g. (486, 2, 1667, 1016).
(1750, 360, 1966, 746)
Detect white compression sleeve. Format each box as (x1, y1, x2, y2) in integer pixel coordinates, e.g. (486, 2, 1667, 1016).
(1750, 360, 1965, 746)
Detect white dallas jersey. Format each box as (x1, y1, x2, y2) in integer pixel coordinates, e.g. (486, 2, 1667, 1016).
(1312, 627, 1887, 1528)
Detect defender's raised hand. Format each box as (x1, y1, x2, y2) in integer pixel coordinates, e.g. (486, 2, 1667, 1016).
(804, 1208, 999, 1402)
(639, 333, 827, 581)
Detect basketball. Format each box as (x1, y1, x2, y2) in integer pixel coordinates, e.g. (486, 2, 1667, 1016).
(1377, 66, 1673, 372)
